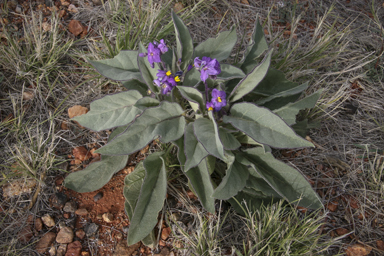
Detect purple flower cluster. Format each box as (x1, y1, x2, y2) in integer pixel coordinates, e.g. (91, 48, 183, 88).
(154, 70, 180, 94)
(206, 89, 226, 112)
(139, 39, 168, 68)
(194, 57, 221, 82)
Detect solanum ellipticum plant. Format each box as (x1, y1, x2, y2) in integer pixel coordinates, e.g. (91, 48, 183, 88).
(64, 12, 323, 247)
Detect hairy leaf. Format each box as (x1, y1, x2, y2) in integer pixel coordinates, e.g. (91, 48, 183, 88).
(172, 11, 193, 70)
(184, 123, 209, 171)
(177, 86, 205, 112)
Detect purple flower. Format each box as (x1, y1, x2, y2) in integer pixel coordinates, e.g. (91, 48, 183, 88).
(157, 39, 168, 54)
(206, 102, 214, 111)
(147, 43, 161, 68)
(194, 57, 221, 82)
(211, 89, 226, 111)
(153, 71, 180, 94)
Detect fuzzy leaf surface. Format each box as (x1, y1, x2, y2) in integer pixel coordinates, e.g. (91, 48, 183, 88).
(88, 50, 141, 81)
(219, 128, 241, 150)
(256, 82, 309, 106)
(229, 50, 272, 103)
(138, 43, 159, 93)
(194, 26, 237, 61)
(122, 79, 149, 96)
(183, 68, 200, 87)
(96, 102, 185, 155)
(217, 64, 246, 81)
(194, 112, 225, 160)
(64, 155, 128, 193)
(185, 159, 215, 213)
(177, 86, 205, 112)
(127, 152, 167, 245)
(72, 91, 143, 131)
(223, 103, 313, 148)
(238, 147, 322, 209)
(172, 11, 193, 70)
(184, 123, 209, 172)
(124, 162, 146, 219)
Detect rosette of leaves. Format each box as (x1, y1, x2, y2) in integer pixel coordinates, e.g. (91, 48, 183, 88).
(64, 12, 323, 247)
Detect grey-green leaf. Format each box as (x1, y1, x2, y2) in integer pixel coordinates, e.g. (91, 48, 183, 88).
(229, 50, 272, 103)
(64, 155, 128, 193)
(124, 162, 146, 219)
(172, 136, 186, 171)
(127, 152, 167, 245)
(217, 64, 246, 81)
(185, 159, 215, 213)
(240, 15, 269, 74)
(72, 91, 143, 132)
(212, 158, 249, 200)
(96, 102, 185, 155)
(183, 68, 201, 87)
(223, 103, 314, 149)
(256, 82, 309, 106)
(177, 86, 205, 112)
(194, 112, 225, 160)
(273, 90, 322, 125)
(122, 79, 149, 96)
(238, 147, 322, 209)
(172, 11, 193, 70)
(194, 26, 237, 61)
(88, 50, 141, 81)
(134, 97, 160, 110)
(184, 123, 209, 172)
(219, 128, 241, 150)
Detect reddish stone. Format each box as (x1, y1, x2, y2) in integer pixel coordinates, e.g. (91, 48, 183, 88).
(35, 232, 56, 254)
(65, 241, 82, 256)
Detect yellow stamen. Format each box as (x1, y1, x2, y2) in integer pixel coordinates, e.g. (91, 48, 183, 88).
(217, 97, 222, 103)
(147, 90, 152, 94)
(208, 107, 213, 111)
(166, 70, 172, 76)
(175, 76, 181, 82)
(162, 84, 167, 88)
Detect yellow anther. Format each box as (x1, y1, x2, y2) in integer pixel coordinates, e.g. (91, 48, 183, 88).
(147, 90, 152, 94)
(208, 107, 213, 111)
(175, 76, 181, 82)
(166, 70, 172, 76)
(217, 97, 222, 103)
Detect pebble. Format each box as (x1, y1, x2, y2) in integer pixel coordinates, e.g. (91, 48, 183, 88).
(35, 217, 43, 231)
(113, 241, 140, 256)
(48, 246, 56, 256)
(56, 226, 74, 244)
(75, 208, 88, 216)
(42, 214, 55, 227)
(18, 225, 33, 243)
(35, 232, 56, 254)
(3, 178, 37, 199)
(50, 192, 67, 209)
(154, 247, 170, 256)
(93, 192, 103, 202)
(63, 201, 77, 213)
(102, 213, 113, 223)
(15, 4, 22, 13)
(75, 229, 85, 239)
(84, 223, 99, 237)
(66, 241, 82, 256)
(57, 244, 67, 256)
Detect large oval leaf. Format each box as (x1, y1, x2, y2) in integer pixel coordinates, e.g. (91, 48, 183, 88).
(127, 152, 167, 245)
(138, 43, 159, 93)
(124, 162, 146, 219)
(193, 112, 225, 160)
(223, 103, 313, 148)
(194, 26, 237, 62)
(96, 102, 185, 155)
(229, 50, 272, 103)
(184, 123, 209, 172)
(217, 64, 246, 81)
(72, 91, 143, 131)
(177, 86, 205, 112)
(172, 11, 193, 70)
(88, 50, 141, 81)
(64, 155, 128, 193)
(185, 159, 215, 213)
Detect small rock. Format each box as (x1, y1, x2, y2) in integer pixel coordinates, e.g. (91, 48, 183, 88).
(7, 0, 17, 9)
(58, 221, 66, 229)
(15, 4, 22, 13)
(48, 246, 56, 256)
(3, 178, 37, 199)
(66, 241, 82, 256)
(113, 241, 140, 256)
(35, 218, 43, 231)
(81, 252, 90, 256)
(161, 227, 171, 240)
(154, 247, 170, 256)
(159, 240, 166, 246)
(102, 213, 113, 223)
(68, 105, 88, 119)
(90, 148, 100, 158)
(68, 20, 84, 36)
(75, 229, 85, 239)
(72, 146, 92, 162)
(42, 214, 56, 227)
(67, 4, 78, 13)
(336, 228, 350, 236)
(50, 192, 67, 209)
(57, 244, 67, 256)
(75, 208, 88, 216)
(63, 213, 70, 219)
(93, 192, 103, 202)
(58, 9, 67, 18)
(35, 232, 56, 254)
(345, 244, 372, 256)
(42, 22, 51, 32)
(327, 201, 338, 212)
(22, 91, 34, 100)
(56, 226, 74, 244)
(92, 0, 102, 5)
(84, 223, 99, 237)
(377, 240, 384, 250)
(63, 201, 77, 213)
